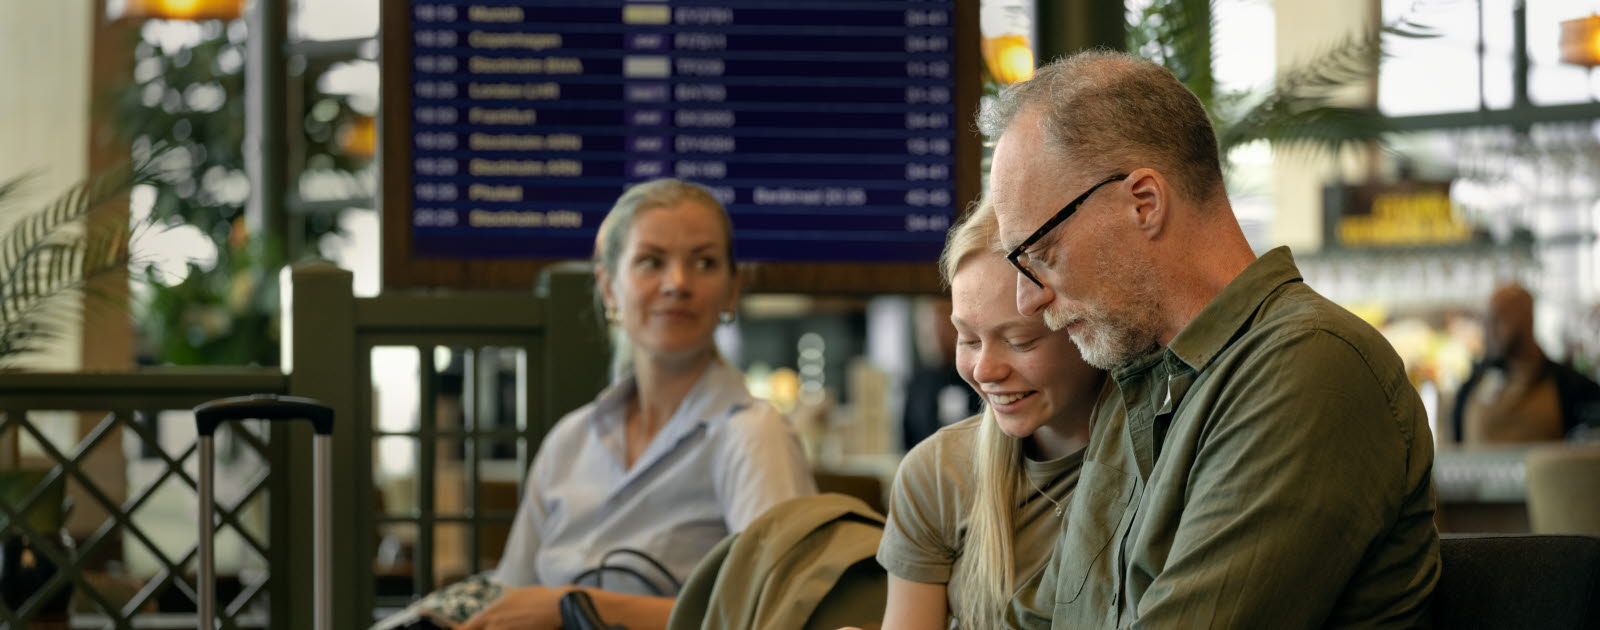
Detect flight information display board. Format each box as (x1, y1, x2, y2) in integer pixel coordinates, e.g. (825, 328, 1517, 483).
(402, 0, 964, 266)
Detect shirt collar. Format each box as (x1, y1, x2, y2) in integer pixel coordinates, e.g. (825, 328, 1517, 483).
(669, 357, 753, 430)
(1165, 246, 1304, 373)
(588, 357, 751, 436)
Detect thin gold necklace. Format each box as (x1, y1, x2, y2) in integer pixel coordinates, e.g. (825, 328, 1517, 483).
(1026, 378, 1108, 517)
(1025, 466, 1067, 516)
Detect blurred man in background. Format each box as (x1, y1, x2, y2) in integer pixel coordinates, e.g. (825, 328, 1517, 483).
(1453, 283, 1600, 443)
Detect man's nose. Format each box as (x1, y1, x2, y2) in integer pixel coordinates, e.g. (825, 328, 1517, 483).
(1016, 273, 1052, 317)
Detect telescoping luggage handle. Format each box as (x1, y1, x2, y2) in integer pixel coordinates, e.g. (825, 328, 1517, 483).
(194, 394, 334, 630)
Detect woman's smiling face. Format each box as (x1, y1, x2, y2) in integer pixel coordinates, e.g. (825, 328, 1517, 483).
(951, 255, 1101, 439)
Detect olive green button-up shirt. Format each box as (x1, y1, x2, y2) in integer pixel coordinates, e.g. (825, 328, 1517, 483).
(1010, 247, 1440, 629)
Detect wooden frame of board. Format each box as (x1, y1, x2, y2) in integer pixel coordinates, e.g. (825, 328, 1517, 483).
(380, 0, 982, 293)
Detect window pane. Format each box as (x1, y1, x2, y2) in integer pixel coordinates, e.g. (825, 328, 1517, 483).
(1213, 0, 1275, 93)
(1380, 0, 1482, 116)
(1526, 0, 1597, 106)
(293, 0, 378, 41)
(1482, 0, 1517, 109)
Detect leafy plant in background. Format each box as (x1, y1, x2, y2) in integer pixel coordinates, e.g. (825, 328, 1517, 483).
(114, 20, 371, 366)
(0, 161, 154, 367)
(1128, 0, 1436, 158)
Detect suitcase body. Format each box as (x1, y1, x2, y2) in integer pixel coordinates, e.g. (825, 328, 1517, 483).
(194, 394, 334, 630)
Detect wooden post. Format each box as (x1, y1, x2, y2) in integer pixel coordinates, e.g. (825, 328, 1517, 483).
(282, 261, 361, 629)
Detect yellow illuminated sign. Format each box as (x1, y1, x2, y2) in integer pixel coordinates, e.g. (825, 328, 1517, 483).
(1337, 187, 1473, 247)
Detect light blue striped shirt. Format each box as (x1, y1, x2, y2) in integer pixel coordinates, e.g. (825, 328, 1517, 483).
(492, 359, 816, 595)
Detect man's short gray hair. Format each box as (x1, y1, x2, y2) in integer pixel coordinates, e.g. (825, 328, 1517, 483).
(978, 49, 1225, 204)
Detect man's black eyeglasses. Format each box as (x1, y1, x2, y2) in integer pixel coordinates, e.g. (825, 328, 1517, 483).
(1006, 174, 1128, 289)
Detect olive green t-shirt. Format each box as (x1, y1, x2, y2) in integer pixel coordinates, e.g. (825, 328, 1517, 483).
(877, 414, 1084, 624)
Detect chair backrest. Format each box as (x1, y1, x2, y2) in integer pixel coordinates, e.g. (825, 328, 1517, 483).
(1434, 534, 1600, 630)
(813, 472, 887, 515)
(1526, 443, 1600, 534)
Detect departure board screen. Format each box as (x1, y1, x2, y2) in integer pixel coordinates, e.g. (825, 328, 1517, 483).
(405, 0, 960, 263)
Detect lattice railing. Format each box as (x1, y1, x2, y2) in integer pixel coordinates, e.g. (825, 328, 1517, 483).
(0, 262, 607, 629)
(0, 371, 288, 629)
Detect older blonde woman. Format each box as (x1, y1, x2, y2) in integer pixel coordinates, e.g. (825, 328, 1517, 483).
(462, 179, 817, 630)
(874, 202, 1109, 629)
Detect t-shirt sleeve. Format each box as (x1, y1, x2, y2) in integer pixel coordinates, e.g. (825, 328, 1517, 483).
(877, 426, 967, 584)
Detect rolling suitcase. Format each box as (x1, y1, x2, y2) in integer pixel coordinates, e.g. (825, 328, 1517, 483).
(194, 394, 334, 630)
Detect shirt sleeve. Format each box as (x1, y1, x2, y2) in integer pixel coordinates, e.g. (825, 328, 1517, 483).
(876, 430, 962, 585)
(493, 473, 544, 585)
(1126, 329, 1428, 629)
(711, 402, 818, 532)
(492, 425, 560, 586)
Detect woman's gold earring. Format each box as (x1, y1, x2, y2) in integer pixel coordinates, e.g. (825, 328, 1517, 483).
(606, 308, 619, 324)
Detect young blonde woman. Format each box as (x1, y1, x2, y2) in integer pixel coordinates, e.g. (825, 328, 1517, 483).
(874, 202, 1109, 629)
(461, 179, 817, 630)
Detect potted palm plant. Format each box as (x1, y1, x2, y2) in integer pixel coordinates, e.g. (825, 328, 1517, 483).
(0, 158, 151, 620)
(0, 161, 150, 365)
(1127, 0, 1435, 157)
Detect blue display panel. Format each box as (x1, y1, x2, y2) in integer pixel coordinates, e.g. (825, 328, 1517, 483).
(408, 0, 958, 262)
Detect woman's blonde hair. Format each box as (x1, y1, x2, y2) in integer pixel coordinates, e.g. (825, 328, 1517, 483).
(592, 178, 734, 379)
(940, 201, 1023, 630)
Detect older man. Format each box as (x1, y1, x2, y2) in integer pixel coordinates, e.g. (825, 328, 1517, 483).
(985, 51, 1439, 628)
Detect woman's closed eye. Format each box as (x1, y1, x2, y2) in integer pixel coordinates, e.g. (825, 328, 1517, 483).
(1006, 337, 1039, 350)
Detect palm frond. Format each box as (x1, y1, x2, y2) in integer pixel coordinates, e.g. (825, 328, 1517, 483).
(1272, 15, 1436, 103)
(1129, 0, 1216, 108)
(1223, 105, 1392, 158)
(0, 302, 79, 363)
(0, 155, 157, 364)
(0, 160, 146, 278)
(2, 222, 135, 320)
(1130, 0, 1438, 158)
(1216, 9, 1437, 156)
(0, 174, 32, 209)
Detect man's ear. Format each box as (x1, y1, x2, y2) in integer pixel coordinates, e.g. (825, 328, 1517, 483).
(1125, 168, 1171, 239)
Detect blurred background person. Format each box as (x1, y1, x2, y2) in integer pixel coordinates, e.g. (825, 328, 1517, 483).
(462, 179, 817, 630)
(1453, 283, 1600, 444)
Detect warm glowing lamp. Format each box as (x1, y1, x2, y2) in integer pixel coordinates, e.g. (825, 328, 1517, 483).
(339, 115, 378, 160)
(979, 0, 1036, 85)
(110, 0, 244, 21)
(983, 35, 1036, 85)
(1559, 14, 1600, 68)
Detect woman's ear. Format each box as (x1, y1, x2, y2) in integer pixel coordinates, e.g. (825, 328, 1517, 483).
(724, 265, 745, 314)
(595, 266, 616, 313)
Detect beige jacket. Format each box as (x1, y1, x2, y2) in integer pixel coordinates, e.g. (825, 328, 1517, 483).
(667, 493, 887, 630)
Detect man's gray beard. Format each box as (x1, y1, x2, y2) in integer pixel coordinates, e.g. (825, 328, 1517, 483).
(1043, 300, 1158, 371)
